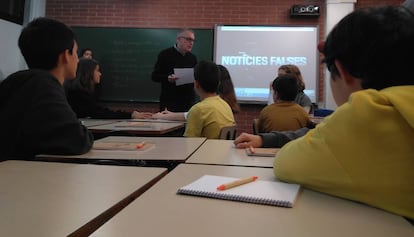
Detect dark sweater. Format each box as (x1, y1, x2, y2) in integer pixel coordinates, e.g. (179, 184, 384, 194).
(0, 69, 93, 160)
(151, 46, 197, 112)
(65, 80, 132, 119)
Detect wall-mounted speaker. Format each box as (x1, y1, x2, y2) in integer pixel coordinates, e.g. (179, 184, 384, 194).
(290, 5, 320, 18)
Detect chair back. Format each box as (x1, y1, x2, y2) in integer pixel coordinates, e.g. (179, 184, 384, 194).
(252, 118, 259, 135)
(219, 125, 237, 140)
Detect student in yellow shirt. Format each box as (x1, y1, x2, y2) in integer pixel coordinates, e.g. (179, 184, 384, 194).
(184, 61, 235, 139)
(274, 6, 414, 220)
(152, 64, 240, 121)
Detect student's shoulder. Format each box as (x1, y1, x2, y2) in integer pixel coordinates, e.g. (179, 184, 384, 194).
(3, 69, 59, 89)
(260, 103, 278, 112)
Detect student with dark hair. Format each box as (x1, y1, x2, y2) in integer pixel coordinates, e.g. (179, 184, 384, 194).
(0, 17, 93, 159)
(278, 64, 312, 111)
(65, 58, 152, 119)
(80, 48, 93, 59)
(257, 74, 310, 133)
(275, 6, 414, 219)
(217, 64, 240, 114)
(152, 64, 240, 121)
(184, 61, 235, 138)
(267, 64, 312, 113)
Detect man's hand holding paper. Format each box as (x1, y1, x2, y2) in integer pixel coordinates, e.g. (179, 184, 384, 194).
(174, 68, 194, 86)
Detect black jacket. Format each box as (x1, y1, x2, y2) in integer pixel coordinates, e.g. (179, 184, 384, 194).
(151, 46, 197, 112)
(65, 80, 132, 119)
(0, 69, 93, 160)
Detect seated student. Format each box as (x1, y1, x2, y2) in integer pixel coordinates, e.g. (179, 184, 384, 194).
(275, 6, 414, 219)
(152, 64, 240, 121)
(80, 48, 93, 59)
(217, 64, 240, 114)
(65, 58, 152, 119)
(0, 17, 93, 160)
(184, 61, 235, 139)
(258, 74, 310, 133)
(268, 64, 312, 113)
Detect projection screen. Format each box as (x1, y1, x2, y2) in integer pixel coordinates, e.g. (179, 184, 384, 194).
(214, 25, 319, 103)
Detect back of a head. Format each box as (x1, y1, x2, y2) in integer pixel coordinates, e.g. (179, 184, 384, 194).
(279, 64, 305, 91)
(194, 60, 219, 93)
(272, 74, 299, 101)
(217, 65, 235, 95)
(217, 64, 241, 113)
(322, 6, 414, 90)
(18, 17, 76, 70)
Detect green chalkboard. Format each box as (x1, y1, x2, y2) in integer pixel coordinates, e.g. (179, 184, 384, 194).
(72, 27, 213, 102)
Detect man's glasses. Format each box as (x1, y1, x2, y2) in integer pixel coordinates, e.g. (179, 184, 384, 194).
(179, 36, 195, 42)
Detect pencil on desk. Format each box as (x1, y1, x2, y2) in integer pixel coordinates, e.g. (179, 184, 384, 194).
(217, 176, 258, 191)
(136, 141, 146, 149)
(249, 145, 255, 154)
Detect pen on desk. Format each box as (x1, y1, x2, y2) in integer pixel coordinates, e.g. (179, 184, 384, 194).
(217, 176, 258, 191)
(249, 145, 255, 154)
(136, 141, 146, 149)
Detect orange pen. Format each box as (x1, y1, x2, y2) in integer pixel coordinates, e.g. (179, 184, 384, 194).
(217, 176, 258, 191)
(249, 145, 255, 154)
(136, 141, 146, 149)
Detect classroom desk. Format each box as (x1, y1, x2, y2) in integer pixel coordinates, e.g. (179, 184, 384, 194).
(87, 120, 185, 135)
(91, 164, 414, 237)
(36, 136, 206, 165)
(80, 118, 121, 127)
(0, 160, 167, 237)
(186, 139, 275, 168)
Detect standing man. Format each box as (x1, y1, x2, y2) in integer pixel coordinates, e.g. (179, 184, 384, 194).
(151, 29, 197, 112)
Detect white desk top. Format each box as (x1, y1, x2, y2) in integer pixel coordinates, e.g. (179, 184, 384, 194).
(88, 120, 185, 135)
(37, 136, 206, 162)
(92, 164, 414, 237)
(186, 139, 274, 167)
(80, 118, 121, 127)
(0, 160, 167, 237)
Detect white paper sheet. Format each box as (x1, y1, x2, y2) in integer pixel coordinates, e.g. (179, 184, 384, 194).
(174, 68, 194, 86)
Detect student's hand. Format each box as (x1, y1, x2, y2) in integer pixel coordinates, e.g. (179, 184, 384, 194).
(132, 111, 153, 119)
(151, 112, 165, 119)
(234, 133, 263, 149)
(160, 108, 172, 114)
(152, 109, 169, 119)
(167, 74, 178, 83)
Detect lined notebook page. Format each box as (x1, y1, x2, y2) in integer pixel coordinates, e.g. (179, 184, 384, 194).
(177, 175, 300, 207)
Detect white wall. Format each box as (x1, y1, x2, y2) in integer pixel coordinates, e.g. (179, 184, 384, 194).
(323, 0, 356, 109)
(0, 0, 45, 81)
(0, 19, 25, 80)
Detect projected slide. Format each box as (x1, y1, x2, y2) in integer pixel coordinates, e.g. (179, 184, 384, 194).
(214, 25, 319, 103)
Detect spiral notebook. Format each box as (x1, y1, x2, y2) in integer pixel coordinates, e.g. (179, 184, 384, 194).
(177, 175, 300, 207)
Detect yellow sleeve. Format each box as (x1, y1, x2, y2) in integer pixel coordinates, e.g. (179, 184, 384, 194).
(273, 104, 354, 198)
(184, 105, 203, 137)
